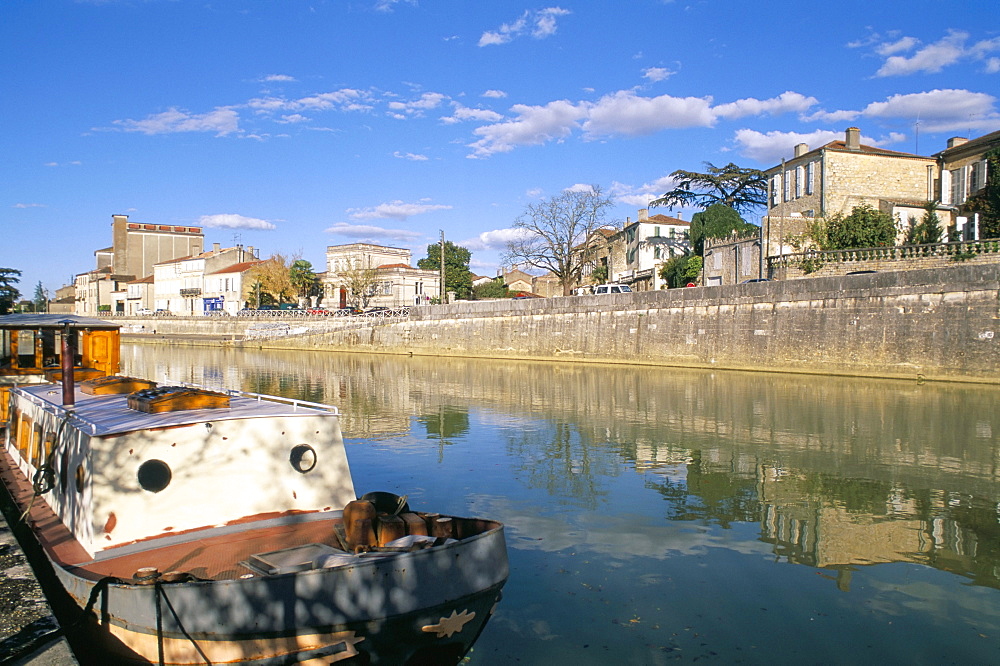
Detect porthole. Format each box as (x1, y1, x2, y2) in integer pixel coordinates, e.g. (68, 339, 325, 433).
(60, 451, 69, 491)
(137, 459, 172, 493)
(289, 444, 317, 474)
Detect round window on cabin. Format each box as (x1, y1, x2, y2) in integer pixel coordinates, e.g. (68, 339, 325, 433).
(75, 464, 86, 493)
(137, 460, 172, 493)
(60, 451, 69, 491)
(289, 444, 318, 474)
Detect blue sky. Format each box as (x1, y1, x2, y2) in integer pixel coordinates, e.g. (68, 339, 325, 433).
(3, 0, 999, 298)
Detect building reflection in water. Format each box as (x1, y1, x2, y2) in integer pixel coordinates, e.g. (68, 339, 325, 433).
(123, 344, 1000, 591)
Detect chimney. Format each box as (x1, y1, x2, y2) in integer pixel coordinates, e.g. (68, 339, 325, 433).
(247, 246, 255, 259)
(676, 211, 683, 220)
(845, 127, 861, 151)
(213, 242, 221, 253)
(638, 208, 648, 221)
(947, 137, 969, 149)
(794, 143, 809, 158)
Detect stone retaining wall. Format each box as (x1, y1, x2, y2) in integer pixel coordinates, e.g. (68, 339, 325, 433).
(252, 264, 1000, 384)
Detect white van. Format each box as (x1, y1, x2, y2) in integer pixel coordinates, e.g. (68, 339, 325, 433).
(593, 284, 632, 294)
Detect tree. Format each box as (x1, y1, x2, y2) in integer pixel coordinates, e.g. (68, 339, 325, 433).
(242, 254, 294, 307)
(417, 241, 473, 299)
(964, 147, 1000, 239)
(659, 254, 703, 288)
(824, 204, 897, 250)
(650, 162, 768, 215)
(289, 260, 319, 299)
(472, 278, 509, 300)
(502, 186, 617, 296)
(32, 281, 48, 313)
(0, 267, 21, 315)
(904, 202, 943, 245)
(340, 260, 381, 310)
(689, 204, 758, 255)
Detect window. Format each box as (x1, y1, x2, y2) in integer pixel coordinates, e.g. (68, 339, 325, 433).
(654, 247, 661, 260)
(806, 162, 815, 195)
(771, 175, 781, 206)
(951, 168, 966, 205)
(654, 226, 660, 237)
(970, 160, 986, 194)
(795, 166, 803, 198)
(783, 170, 792, 202)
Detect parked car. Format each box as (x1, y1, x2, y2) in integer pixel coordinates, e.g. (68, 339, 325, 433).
(740, 278, 772, 283)
(153, 309, 172, 316)
(137, 308, 154, 316)
(593, 284, 632, 294)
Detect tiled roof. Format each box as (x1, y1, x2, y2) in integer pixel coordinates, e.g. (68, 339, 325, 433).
(208, 261, 263, 274)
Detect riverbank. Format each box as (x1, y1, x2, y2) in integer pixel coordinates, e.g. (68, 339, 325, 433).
(121, 263, 1000, 384)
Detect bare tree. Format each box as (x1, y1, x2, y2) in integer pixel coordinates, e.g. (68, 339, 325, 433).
(502, 186, 617, 296)
(339, 259, 381, 309)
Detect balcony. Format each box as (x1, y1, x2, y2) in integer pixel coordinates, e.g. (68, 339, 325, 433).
(180, 288, 202, 297)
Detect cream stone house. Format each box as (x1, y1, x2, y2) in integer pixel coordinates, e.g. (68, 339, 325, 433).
(323, 243, 439, 308)
(153, 245, 259, 315)
(761, 127, 938, 254)
(935, 129, 999, 240)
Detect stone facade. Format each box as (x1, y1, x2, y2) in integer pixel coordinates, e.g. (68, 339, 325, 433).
(936, 130, 999, 239)
(323, 243, 439, 308)
(703, 232, 763, 285)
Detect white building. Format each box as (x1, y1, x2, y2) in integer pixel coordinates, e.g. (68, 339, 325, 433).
(613, 209, 691, 291)
(323, 243, 439, 308)
(153, 245, 258, 315)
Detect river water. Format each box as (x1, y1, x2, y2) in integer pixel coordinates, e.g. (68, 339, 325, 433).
(122, 344, 1000, 665)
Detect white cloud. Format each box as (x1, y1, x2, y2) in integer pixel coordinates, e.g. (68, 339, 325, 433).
(712, 91, 818, 120)
(876, 30, 967, 76)
(583, 90, 715, 137)
(871, 30, 1000, 77)
(374, 0, 416, 12)
(461, 227, 533, 251)
(642, 66, 674, 82)
(324, 222, 424, 242)
(277, 114, 309, 124)
(248, 89, 374, 114)
(467, 99, 587, 158)
(346, 200, 452, 221)
(564, 183, 596, 193)
(387, 92, 448, 117)
(482, 89, 508, 98)
(393, 151, 429, 161)
(199, 214, 276, 230)
(441, 104, 504, 124)
(610, 175, 680, 208)
(732, 128, 845, 163)
(478, 7, 571, 47)
(113, 107, 240, 136)
(875, 36, 920, 57)
(860, 89, 998, 132)
(466, 89, 819, 157)
(987, 58, 1000, 74)
(261, 74, 296, 83)
(13, 203, 46, 208)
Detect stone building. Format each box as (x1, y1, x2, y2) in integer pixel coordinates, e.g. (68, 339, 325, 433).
(935, 129, 999, 240)
(761, 127, 938, 254)
(323, 243, 439, 308)
(75, 214, 205, 315)
(703, 231, 764, 286)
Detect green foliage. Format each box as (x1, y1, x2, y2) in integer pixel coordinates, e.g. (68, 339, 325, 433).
(0, 267, 21, 315)
(289, 259, 319, 298)
(590, 263, 608, 284)
(798, 255, 824, 274)
(904, 202, 943, 245)
(689, 204, 757, 255)
(472, 278, 509, 300)
(418, 241, 473, 299)
(659, 254, 702, 288)
(824, 204, 897, 250)
(32, 282, 48, 313)
(650, 162, 768, 215)
(964, 147, 1000, 239)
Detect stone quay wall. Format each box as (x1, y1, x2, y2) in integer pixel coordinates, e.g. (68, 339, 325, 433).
(251, 263, 1000, 384)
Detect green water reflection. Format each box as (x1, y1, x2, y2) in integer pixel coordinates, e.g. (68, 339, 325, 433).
(123, 345, 1000, 664)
